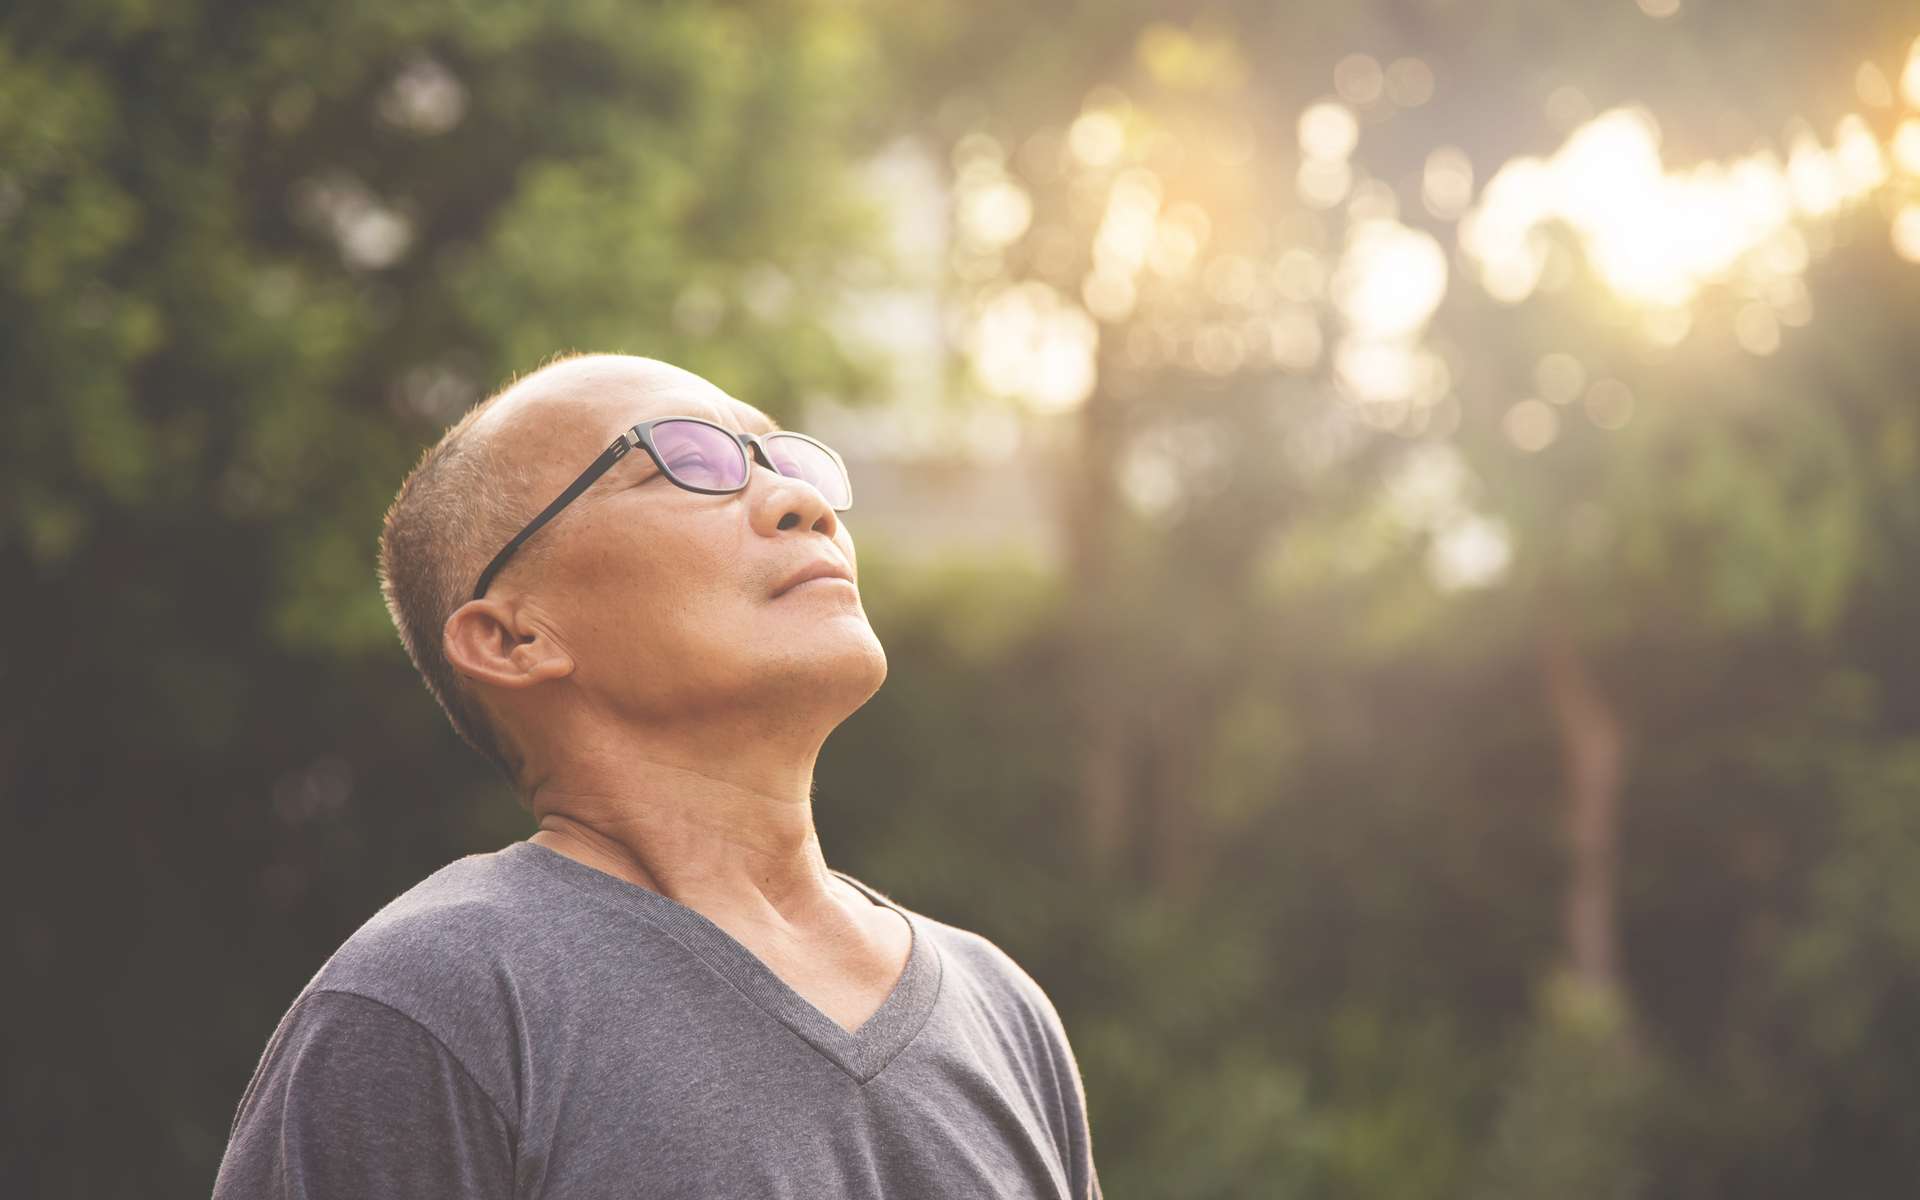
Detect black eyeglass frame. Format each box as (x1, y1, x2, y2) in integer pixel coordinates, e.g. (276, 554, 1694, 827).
(469, 416, 852, 601)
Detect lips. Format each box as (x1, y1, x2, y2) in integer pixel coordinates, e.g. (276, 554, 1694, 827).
(772, 558, 856, 597)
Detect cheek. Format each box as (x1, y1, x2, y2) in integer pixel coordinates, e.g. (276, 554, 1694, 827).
(549, 534, 679, 656)
(601, 520, 754, 647)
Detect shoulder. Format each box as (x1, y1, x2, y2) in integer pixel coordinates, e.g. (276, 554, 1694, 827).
(830, 871, 1068, 1025)
(306, 848, 542, 1006)
(250, 988, 502, 1110)
(905, 903, 1100, 1177)
(923, 915, 1039, 986)
(273, 848, 559, 1122)
(911, 906, 1076, 1034)
(216, 988, 517, 1196)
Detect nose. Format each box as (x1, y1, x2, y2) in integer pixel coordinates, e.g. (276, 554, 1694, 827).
(746, 458, 839, 539)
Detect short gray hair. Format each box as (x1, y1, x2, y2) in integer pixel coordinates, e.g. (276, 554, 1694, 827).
(377, 394, 540, 786)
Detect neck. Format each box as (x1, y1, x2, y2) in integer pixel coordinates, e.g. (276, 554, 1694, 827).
(522, 727, 852, 935)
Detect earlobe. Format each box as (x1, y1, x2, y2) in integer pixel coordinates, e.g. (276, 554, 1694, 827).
(443, 599, 576, 689)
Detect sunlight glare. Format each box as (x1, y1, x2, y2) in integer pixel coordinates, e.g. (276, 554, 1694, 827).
(956, 172, 1033, 249)
(1461, 106, 1884, 311)
(1833, 115, 1889, 194)
(1093, 167, 1162, 275)
(1149, 203, 1210, 277)
(968, 281, 1099, 412)
(1082, 270, 1137, 322)
(1299, 100, 1360, 161)
(1069, 110, 1127, 167)
(1503, 399, 1559, 451)
(1459, 156, 1552, 302)
(1893, 120, 1920, 176)
(1335, 340, 1418, 403)
(1333, 219, 1449, 339)
(1423, 146, 1474, 219)
(1894, 205, 1920, 264)
(1429, 514, 1512, 591)
(1857, 62, 1894, 108)
(1297, 157, 1354, 209)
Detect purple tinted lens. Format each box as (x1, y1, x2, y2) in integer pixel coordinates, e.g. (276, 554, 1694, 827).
(653, 420, 748, 490)
(766, 434, 851, 508)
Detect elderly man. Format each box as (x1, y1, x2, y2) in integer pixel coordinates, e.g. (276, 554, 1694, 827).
(212, 354, 1102, 1199)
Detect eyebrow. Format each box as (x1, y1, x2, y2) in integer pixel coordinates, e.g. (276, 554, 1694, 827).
(612, 411, 779, 473)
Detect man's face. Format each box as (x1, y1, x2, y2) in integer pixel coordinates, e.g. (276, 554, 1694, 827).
(474, 357, 887, 731)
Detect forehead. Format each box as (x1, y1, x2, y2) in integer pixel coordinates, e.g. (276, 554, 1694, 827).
(640, 388, 779, 436)
(557, 360, 776, 439)
(486, 357, 777, 455)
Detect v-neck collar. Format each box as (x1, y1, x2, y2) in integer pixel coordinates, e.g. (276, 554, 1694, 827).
(506, 839, 943, 1083)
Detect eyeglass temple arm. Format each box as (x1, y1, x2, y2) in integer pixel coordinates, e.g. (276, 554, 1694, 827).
(470, 432, 637, 601)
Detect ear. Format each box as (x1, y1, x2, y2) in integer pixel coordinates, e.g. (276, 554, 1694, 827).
(443, 598, 576, 690)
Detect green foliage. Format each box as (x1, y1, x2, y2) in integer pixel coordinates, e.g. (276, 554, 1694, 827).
(2, 0, 887, 1192)
(1478, 977, 1654, 1200)
(10, 2, 1920, 1198)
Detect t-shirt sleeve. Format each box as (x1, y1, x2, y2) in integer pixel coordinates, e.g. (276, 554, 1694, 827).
(1033, 987, 1102, 1200)
(957, 926, 1105, 1200)
(212, 989, 516, 1200)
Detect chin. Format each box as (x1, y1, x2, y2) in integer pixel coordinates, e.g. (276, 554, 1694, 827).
(829, 620, 890, 695)
(772, 620, 888, 712)
(850, 631, 889, 699)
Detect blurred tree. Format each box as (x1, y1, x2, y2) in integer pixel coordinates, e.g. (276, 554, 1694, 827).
(1477, 975, 1654, 1200)
(865, 0, 1920, 1193)
(9, 0, 1920, 1197)
(1, 0, 886, 1192)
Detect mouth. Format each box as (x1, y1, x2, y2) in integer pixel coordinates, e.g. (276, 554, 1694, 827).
(781, 576, 856, 594)
(772, 559, 858, 598)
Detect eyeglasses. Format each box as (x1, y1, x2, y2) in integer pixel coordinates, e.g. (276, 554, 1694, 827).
(470, 416, 852, 600)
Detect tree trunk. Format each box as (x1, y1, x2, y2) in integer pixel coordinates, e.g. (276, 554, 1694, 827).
(1539, 621, 1629, 995)
(1142, 685, 1216, 896)
(1064, 378, 1131, 875)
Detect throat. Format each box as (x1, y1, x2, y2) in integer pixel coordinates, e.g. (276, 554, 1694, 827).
(738, 905, 912, 1036)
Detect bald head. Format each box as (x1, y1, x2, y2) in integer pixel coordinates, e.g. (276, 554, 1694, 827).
(474, 355, 779, 514)
(378, 354, 778, 782)
(479, 354, 776, 436)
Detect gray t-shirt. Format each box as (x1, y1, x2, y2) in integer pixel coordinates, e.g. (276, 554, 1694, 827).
(213, 841, 1101, 1199)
